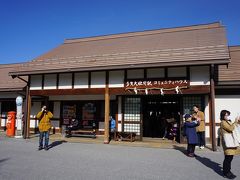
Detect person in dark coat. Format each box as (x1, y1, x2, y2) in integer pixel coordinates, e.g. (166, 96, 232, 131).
(184, 114, 199, 157)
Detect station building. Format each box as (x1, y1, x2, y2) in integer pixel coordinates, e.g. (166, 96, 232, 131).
(1, 22, 240, 150)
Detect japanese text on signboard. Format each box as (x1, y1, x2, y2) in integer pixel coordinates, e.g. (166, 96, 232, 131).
(125, 79, 189, 89)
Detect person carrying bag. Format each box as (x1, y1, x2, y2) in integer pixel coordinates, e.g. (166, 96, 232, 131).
(220, 110, 240, 179)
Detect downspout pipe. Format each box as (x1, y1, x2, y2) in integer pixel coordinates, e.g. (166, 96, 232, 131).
(11, 75, 30, 139)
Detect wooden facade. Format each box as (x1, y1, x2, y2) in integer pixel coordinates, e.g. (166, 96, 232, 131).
(22, 66, 212, 143)
(2, 22, 239, 151)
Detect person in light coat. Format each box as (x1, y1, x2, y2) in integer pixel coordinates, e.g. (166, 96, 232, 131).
(192, 105, 205, 149)
(220, 110, 240, 179)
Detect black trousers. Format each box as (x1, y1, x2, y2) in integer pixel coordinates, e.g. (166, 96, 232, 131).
(187, 144, 196, 154)
(197, 131, 205, 146)
(223, 155, 234, 175)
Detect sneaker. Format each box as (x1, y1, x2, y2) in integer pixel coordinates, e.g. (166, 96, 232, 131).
(38, 147, 43, 151)
(187, 153, 195, 158)
(162, 137, 165, 140)
(44, 146, 49, 151)
(223, 172, 236, 179)
(200, 146, 205, 149)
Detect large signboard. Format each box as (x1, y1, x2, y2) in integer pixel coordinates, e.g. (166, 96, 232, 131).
(125, 79, 189, 94)
(125, 79, 189, 89)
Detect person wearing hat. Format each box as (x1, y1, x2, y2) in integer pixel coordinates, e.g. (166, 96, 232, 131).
(183, 114, 199, 157)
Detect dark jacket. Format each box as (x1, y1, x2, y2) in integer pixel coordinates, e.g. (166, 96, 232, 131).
(184, 120, 199, 144)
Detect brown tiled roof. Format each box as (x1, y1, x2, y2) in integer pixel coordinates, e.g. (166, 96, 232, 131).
(0, 63, 27, 91)
(218, 46, 240, 84)
(10, 22, 230, 76)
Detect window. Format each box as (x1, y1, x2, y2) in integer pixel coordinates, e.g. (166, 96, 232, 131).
(168, 67, 186, 78)
(123, 97, 141, 135)
(183, 96, 202, 115)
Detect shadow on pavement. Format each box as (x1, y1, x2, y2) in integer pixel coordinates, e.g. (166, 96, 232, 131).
(173, 145, 223, 177)
(0, 158, 10, 169)
(173, 145, 187, 155)
(195, 156, 223, 176)
(48, 140, 67, 149)
(0, 158, 10, 164)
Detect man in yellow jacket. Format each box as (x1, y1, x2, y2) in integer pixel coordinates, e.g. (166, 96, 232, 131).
(36, 105, 53, 150)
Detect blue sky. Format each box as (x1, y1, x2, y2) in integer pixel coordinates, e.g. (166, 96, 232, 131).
(0, 0, 240, 64)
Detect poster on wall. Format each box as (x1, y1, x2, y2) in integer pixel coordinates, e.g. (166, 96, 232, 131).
(82, 103, 96, 128)
(63, 105, 76, 125)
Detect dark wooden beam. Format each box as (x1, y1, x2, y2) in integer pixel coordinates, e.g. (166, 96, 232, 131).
(30, 85, 210, 96)
(210, 64, 216, 151)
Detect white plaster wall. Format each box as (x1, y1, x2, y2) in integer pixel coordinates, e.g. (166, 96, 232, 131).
(44, 74, 57, 89)
(204, 95, 210, 123)
(118, 96, 122, 132)
(118, 123, 122, 132)
(53, 101, 61, 118)
(190, 66, 210, 86)
(30, 101, 40, 128)
(30, 119, 38, 128)
(205, 126, 210, 141)
(30, 75, 42, 90)
(99, 121, 104, 131)
(91, 71, 106, 88)
(168, 67, 186, 77)
(30, 119, 60, 129)
(206, 126, 222, 142)
(59, 73, 72, 89)
(215, 95, 240, 123)
(204, 95, 210, 138)
(127, 69, 144, 79)
(49, 95, 116, 101)
(109, 70, 124, 87)
(147, 68, 165, 78)
(1, 117, 7, 127)
(74, 72, 88, 89)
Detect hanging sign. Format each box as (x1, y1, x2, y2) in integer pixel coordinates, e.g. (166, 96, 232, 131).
(125, 79, 189, 89)
(125, 79, 189, 95)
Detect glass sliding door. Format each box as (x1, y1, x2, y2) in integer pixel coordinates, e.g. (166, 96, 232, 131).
(123, 97, 142, 140)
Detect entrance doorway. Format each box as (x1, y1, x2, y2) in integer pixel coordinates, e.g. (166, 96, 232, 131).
(142, 95, 181, 142)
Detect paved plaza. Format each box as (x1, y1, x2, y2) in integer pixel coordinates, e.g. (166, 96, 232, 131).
(0, 135, 240, 180)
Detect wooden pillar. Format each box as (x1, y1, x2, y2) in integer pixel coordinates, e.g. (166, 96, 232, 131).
(24, 85, 31, 139)
(104, 72, 110, 144)
(210, 64, 216, 151)
(27, 92, 31, 138)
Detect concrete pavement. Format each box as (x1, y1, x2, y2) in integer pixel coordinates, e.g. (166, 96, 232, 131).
(0, 135, 240, 180)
